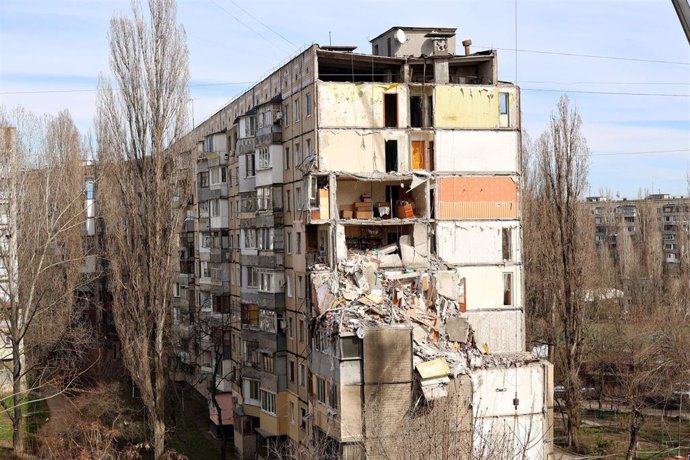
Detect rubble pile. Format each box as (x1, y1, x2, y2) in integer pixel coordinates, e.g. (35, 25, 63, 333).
(310, 250, 538, 392)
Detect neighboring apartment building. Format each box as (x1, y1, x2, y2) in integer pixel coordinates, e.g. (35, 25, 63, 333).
(587, 194, 690, 267)
(174, 26, 553, 459)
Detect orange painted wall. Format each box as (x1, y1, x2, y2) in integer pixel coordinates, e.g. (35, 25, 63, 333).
(437, 177, 518, 219)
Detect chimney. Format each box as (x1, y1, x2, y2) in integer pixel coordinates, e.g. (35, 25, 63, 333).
(462, 39, 472, 56)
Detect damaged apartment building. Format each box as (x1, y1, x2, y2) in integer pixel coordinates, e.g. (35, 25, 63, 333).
(172, 26, 554, 460)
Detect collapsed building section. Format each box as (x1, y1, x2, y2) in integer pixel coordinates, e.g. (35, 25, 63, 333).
(172, 24, 553, 460)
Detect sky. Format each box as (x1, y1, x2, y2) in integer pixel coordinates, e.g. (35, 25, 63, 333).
(1, 0, 689, 198)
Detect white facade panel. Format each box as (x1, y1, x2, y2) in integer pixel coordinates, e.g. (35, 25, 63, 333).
(435, 130, 518, 174)
(436, 221, 521, 265)
(455, 265, 521, 312)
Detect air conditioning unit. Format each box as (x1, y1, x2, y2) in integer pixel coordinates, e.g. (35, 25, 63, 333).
(223, 153, 229, 161)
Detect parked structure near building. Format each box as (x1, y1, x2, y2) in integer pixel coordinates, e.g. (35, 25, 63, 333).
(173, 26, 553, 459)
(587, 194, 690, 267)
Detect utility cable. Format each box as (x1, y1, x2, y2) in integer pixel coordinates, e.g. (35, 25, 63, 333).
(224, 0, 298, 49)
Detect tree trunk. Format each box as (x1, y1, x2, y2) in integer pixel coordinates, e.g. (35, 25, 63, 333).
(625, 410, 641, 460)
(153, 415, 165, 460)
(11, 340, 23, 454)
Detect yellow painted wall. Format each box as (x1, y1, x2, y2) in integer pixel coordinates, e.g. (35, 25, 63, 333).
(434, 86, 500, 129)
(318, 82, 408, 128)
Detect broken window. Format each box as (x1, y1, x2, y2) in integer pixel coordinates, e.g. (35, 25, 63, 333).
(384, 94, 398, 128)
(289, 360, 295, 383)
(284, 147, 290, 170)
(316, 377, 326, 403)
(328, 383, 338, 409)
(410, 96, 423, 128)
(502, 228, 512, 261)
(245, 153, 256, 177)
(503, 272, 513, 306)
(199, 171, 209, 188)
(241, 303, 259, 327)
(340, 336, 361, 359)
(296, 232, 302, 254)
(385, 140, 398, 172)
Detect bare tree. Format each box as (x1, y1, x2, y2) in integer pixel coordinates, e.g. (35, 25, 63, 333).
(533, 96, 590, 449)
(96, 0, 190, 457)
(0, 108, 90, 454)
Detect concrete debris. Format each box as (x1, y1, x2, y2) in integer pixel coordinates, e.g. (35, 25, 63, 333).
(311, 251, 540, 404)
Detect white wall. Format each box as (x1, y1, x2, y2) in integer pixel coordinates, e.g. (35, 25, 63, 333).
(455, 265, 521, 312)
(436, 221, 521, 265)
(318, 129, 410, 173)
(471, 363, 548, 460)
(463, 310, 524, 353)
(434, 130, 518, 173)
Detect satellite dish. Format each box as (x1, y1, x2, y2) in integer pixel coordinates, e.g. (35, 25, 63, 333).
(395, 29, 407, 44)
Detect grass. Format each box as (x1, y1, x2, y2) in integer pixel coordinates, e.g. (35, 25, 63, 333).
(0, 393, 49, 457)
(556, 407, 690, 459)
(167, 384, 224, 459)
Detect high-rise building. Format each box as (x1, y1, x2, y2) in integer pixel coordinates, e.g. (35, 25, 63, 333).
(173, 26, 553, 459)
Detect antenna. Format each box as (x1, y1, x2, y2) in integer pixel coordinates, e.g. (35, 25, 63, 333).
(329, 31, 332, 46)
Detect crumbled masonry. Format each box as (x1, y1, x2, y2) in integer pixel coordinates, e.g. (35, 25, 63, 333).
(310, 245, 539, 401)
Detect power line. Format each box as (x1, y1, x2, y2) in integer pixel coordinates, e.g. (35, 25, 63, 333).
(225, 0, 298, 49)
(476, 45, 690, 66)
(591, 149, 690, 157)
(207, 0, 290, 54)
(0, 81, 254, 96)
(522, 87, 690, 97)
(520, 80, 690, 86)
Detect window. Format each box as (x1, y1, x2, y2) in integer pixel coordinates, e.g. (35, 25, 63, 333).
(85, 181, 95, 200)
(173, 283, 180, 297)
(243, 116, 256, 138)
(308, 176, 318, 208)
(499, 92, 509, 115)
(296, 232, 302, 254)
(294, 97, 301, 122)
(305, 92, 312, 117)
(294, 143, 301, 168)
(299, 319, 305, 343)
(285, 190, 291, 211)
(503, 273, 513, 306)
(305, 139, 312, 161)
(259, 309, 276, 332)
(284, 147, 290, 170)
(286, 231, 292, 254)
(199, 171, 209, 188)
(257, 147, 270, 169)
(289, 401, 295, 424)
(200, 261, 209, 278)
(210, 167, 226, 185)
(296, 187, 303, 210)
(257, 186, 272, 211)
(210, 199, 221, 217)
(340, 336, 361, 359)
(300, 407, 307, 431)
(261, 352, 274, 373)
(316, 377, 326, 404)
(288, 316, 294, 338)
(247, 266, 258, 288)
(283, 103, 289, 126)
(260, 390, 276, 415)
(289, 360, 295, 383)
(245, 153, 256, 177)
(297, 275, 304, 298)
(241, 303, 259, 327)
(258, 228, 274, 250)
(502, 228, 512, 261)
(205, 136, 214, 152)
(299, 363, 306, 387)
(286, 275, 293, 298)
(384, 94, 397, 127)
(243, 229, 257, 249)
(246, 379, 260, 402)
(329, 383, 338, 409)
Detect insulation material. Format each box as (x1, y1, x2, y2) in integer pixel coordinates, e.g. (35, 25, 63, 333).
(411, 140, 425, 170)
(437, 176, 518, 220)
(433, 86, 500, 129)
(434, 130, 519, 173)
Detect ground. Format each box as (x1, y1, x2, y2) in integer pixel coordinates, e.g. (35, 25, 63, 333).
(555, 401, 690, 459)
